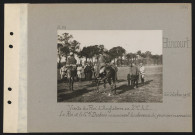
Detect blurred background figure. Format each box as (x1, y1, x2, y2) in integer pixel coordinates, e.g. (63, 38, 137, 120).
(60, 64, 67, 80)
(84, 63, 93, 81)
(139, 62, 145, 85)
(77, 64, 83, 82)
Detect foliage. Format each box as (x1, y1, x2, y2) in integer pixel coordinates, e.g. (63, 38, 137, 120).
(57, 33, 162, 66)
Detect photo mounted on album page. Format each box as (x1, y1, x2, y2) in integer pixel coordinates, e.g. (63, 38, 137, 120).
(4, 3, 192, 133)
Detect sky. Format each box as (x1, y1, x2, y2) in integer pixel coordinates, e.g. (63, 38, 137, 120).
(58, 30, 162, 55)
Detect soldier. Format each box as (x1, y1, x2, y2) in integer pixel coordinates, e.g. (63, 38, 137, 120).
(97, 50, 110, 78)
(66, 52, 77, 78)
(66, 52, 77, 66)
(110, 61, 118, 81)
(128, 63, 139, 88)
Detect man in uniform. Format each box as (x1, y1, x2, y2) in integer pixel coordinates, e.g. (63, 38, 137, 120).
(66, 52, 77, 66)
(96, 50, 110, 78)
(66, 52, 77, 78)
(110, 61, 118, 81)
(128, 63, 139, 88)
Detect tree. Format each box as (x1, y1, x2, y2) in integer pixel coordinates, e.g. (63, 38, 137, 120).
(57, 33, 73, 61)
(140, 52, 146, 58)
(90, 45, 101, 62)
(80, 46, 94, 62)
(61, 33, 73, 45)
(70, 40, 80, 54)
(137, 50, 142, 56)
(126, 53, 133, 65)
(57, 43, 63, 68)
(98, 45, 105, 54)
(145, 51, 152, 58)
(132, 53, 137, 62)
(109, 48, 118, 64)
(109, 46, 126, 66)
(60, 46, 70, 61)
(57, 33, 81, 62)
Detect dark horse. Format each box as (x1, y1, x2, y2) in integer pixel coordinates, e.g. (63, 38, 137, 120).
(66, 66, 77, 91)
(95, 66, 117, 96)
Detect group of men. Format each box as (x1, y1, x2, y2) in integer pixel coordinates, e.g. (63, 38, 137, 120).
(60, 51, 116, 81)
(59, 51, 145, 88)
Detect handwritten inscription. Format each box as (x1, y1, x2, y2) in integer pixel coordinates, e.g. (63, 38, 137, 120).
(58, 104, 191, 119)
(68, 104, 151, 112)
(59, 104, 151, 118)
(164, 91, 191, 98)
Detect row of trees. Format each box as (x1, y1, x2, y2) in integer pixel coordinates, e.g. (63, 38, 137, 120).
(57, 33, 162, 66)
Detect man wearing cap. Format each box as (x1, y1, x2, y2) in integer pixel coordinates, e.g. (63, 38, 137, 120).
(66, 52, 77, 78)
(67, 52, 77, 66)
(97, 50, 110, 78)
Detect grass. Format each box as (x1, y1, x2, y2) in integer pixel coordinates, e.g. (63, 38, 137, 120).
(57, 65, 162, 103)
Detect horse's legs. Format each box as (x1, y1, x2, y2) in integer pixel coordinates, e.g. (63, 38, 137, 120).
(107, 78, 112, 96)
(131, 79, 134, 88)
(68, 78, 71, 90)
(135, 76, 138, 88)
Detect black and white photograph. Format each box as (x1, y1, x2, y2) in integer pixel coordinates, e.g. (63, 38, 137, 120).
(57, 30, 162, 102)
(3, 3, 192, 133)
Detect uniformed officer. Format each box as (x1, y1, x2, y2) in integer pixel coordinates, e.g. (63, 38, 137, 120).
(97, 50, 110, 78)
(66, 52, 77, 66)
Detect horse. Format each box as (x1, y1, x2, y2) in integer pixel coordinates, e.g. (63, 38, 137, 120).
(66, 66, 77, 91)
(95, 65, 117, 96)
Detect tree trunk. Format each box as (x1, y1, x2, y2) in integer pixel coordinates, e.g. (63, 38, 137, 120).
(86, 57, 87, 62)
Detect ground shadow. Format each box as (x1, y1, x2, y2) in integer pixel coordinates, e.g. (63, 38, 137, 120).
(117, 79, 126, 83)
(116, 80, 153, 95)
(138, 80, 153, 86)
(58, 88, 94, 102)
(85, 79, 127, 88)
(57, 79, 153, 102)
(116, 85, 134, 94)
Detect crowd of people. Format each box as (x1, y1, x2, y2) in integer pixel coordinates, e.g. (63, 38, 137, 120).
(60, 61, 95, 82)
(59, 51, 145, 88)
